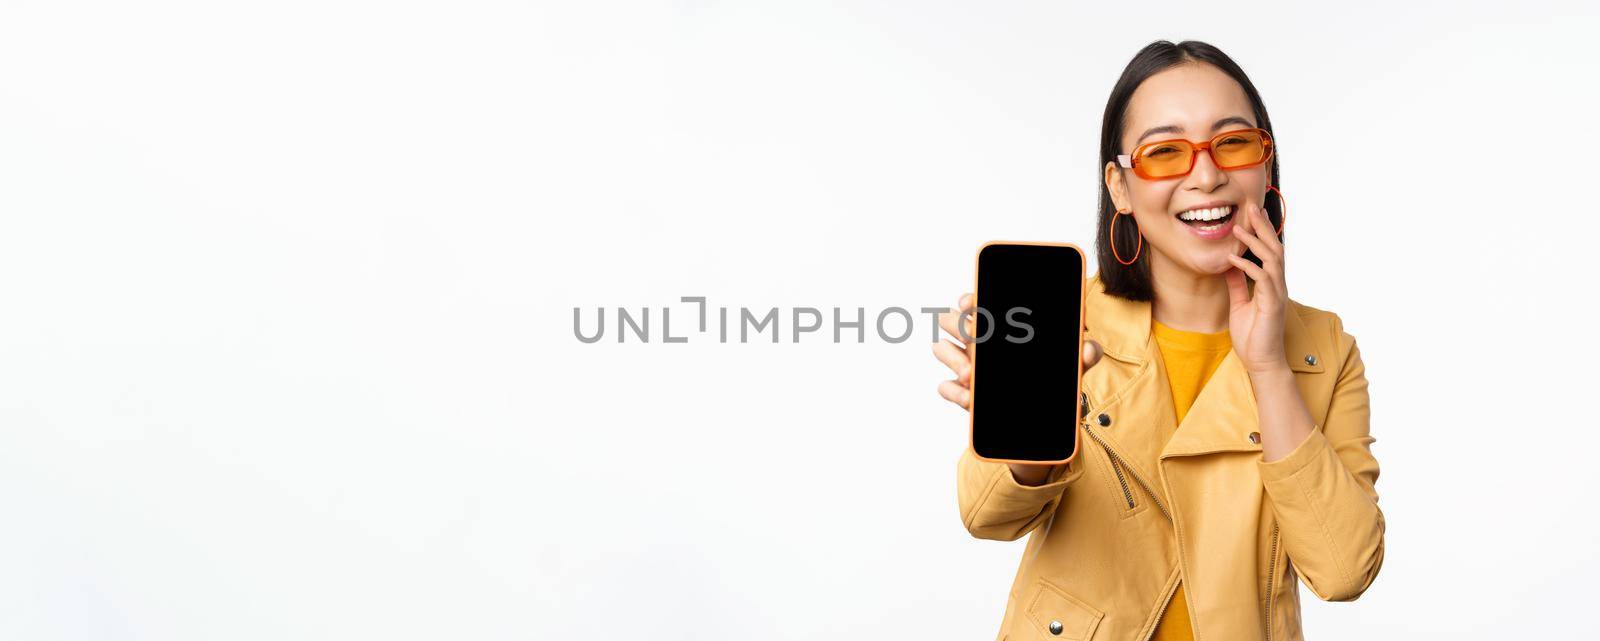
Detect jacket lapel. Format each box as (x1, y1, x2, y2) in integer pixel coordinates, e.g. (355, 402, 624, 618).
(1082, 275, 1151, 366)
(1080, 276, 1172, 502)
(1162, 303, 1324, 458)
(1160, 349, 1261, 457)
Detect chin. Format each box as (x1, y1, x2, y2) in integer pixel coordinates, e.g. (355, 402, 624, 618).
(1188, 250, 1238, 275)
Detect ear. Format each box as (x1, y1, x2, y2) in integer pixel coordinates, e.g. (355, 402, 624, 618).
(1104, 161, 1132, 212)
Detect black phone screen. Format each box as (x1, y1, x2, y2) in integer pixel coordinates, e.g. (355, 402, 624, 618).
(971, 243, 1083, 463)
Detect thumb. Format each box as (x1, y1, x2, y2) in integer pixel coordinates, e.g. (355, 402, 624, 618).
(1081, 339, 1103, 371)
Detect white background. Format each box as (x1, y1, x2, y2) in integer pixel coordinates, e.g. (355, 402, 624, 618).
(2, 1, 1595, 639)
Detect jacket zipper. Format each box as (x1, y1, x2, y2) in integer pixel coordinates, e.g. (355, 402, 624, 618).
(1080, 397, 1136, 510)
(1263, 521, 1280, 641)
(1104, 444, 1136, 509)
(1082, 421, 1171, 522)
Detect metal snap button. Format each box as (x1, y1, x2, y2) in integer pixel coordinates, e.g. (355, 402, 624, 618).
(1097, 413, 1111, 427)
(1304, 354, 1317, 366)
(1248, 431, 1261, 444)
(1049, 619, 1064, 635)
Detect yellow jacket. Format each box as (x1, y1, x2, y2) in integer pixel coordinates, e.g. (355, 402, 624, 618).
(957, 274, 1384, 641)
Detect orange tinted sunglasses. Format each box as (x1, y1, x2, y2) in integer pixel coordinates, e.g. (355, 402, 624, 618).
(1117, 128, 1275, 180)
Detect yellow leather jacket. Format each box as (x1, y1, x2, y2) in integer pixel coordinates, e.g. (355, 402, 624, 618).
(957, 274, 1384, 641)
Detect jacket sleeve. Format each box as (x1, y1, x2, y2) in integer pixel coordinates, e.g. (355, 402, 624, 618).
(956, 440, 1083, 542)
(1257, 314, 1385, 602)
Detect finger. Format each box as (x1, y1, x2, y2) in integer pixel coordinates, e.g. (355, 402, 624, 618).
(1254, 202, 1280, 244)
(1236, 197, 1258, 233)
(1226, 253, 1270, 284)
(1252, 202, 1288, 296)
(938, 379, 971, 410)
(932, 339, 971, 381)
(1225, 266, 1251, 308)
(960, 293, 977, 342)
(1231, 255, 1284, 312)
(1231, 224, 1280, 280)
(938, 293, 979, 343)
(1081, 339, 1102, 371)
(937, 304, 964, 344)
(1250, 201, 1284, 259)
(1232, 215, 1274, 259)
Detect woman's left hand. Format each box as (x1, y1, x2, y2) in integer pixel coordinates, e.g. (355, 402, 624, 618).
(1225, 199, 1290, 375)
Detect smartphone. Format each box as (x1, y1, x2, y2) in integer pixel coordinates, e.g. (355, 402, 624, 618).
(968, 241, 1085, 465)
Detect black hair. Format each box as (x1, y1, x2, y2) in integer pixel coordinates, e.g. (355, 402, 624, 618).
(1095, 40, 1283, 301)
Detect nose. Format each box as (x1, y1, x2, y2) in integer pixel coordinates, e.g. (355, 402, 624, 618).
(1185, 147, 1227, 192)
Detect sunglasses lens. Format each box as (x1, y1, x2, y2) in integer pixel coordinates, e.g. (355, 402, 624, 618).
(1212, 130, 1269, 168)
(1136, 141, 1195, 178)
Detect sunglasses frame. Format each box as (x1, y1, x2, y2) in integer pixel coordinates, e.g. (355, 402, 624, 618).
(1116, 127, 1275, 181)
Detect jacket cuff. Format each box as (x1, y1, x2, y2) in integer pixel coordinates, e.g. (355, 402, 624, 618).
(1257, 425, 1327, 482)
(989, 461, 1074, 499)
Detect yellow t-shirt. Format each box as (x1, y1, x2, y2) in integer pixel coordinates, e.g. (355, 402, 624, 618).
(1150, 319, 1233, 641)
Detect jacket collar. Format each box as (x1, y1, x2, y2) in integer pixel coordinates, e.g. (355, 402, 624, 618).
(1082, 273, 1325, 460)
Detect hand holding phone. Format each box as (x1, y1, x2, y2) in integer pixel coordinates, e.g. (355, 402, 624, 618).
(934, 242, 1105, 482)
(935, 290, 1101, 483)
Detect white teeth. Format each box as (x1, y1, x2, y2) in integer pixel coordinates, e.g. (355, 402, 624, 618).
(1178, 205, 1235, 222)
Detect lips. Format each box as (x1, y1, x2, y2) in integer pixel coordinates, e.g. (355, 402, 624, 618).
(1175, 204, 1237, 240)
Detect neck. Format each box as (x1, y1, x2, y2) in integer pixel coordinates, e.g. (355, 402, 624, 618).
(1148, 251, 1233, 333)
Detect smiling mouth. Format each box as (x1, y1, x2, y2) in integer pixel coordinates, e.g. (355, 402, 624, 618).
(1176, 204, 1236, 230)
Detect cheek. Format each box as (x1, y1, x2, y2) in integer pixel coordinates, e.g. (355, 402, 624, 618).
(1240, 169, 1271, 195)
(1128, 183, 1177, 228)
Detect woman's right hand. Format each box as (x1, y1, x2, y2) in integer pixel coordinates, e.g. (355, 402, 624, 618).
(934, 292, 1103, 485)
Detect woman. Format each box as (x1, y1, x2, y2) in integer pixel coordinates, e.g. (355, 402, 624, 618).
(932, 41, 1384, 641)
